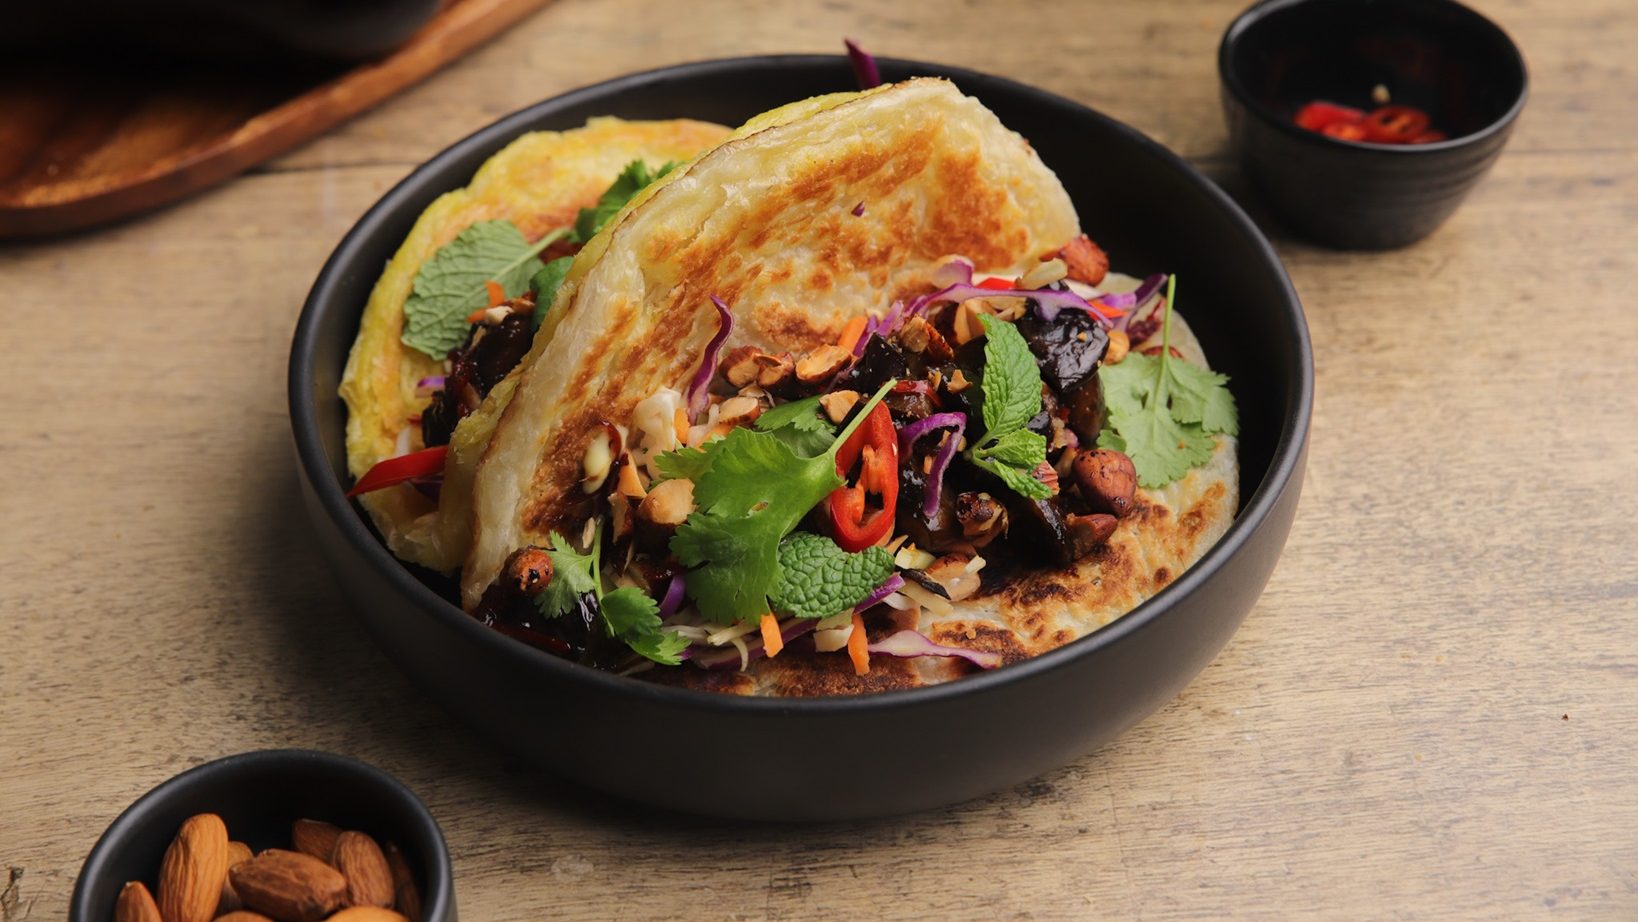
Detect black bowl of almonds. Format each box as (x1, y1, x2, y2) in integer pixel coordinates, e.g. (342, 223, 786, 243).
(70, 749, 453, 922)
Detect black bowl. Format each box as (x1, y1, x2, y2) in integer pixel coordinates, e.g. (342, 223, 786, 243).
(289, 55, 1313, 821)
(1220, 0, 1527, 249)
(71, 750, 454, 922)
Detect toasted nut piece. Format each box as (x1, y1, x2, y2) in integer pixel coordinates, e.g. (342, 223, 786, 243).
(158, 812, 229, 922)
(1141, 344, 1186, 360)
(231, 850, 346, 922)
(1033, 461, 1060, 496)
(382, 842, 422, 922)
(1020, 257, 1067, 290)
(795, 345, 853, 383)
(219, 841, 254, 913)
(1065, 512, 1119, 551)
(819, 390, 861, 424)
(724, 347, 794, 389)
(946, 369, 973, 393)
(115, 881, 162, 922)
(954, 492, 1008, 547)
(329, 908, 411, 922)
(291, 819, 341, 863)
(1072, 449, 1138, 518)
(924, 553, 982, 601)
(502, 547, 554, 597)
(334, 831, 394, 909)
(1056, 233, 1110, 286)
(638, 478, 695, 531)
(898, 316, 954, 362)
(212, 913, 275, 922)
(716, 395, 763, 427)
(1104, 329, 1130, 364)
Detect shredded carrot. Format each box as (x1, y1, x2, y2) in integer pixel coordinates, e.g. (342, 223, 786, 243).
(673, 408, 691, 445)
(847, 612, 870, 675)
(616, 459, 646, 499)
(837, 315, 868, 353)
(1088, 303, 1128, 320)
(760, 613, 784, 658)
(484, 280, 506, 307)
(465, 307, 489, 324)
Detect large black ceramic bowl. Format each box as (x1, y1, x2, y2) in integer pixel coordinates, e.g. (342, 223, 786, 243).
(290, 56, 1312, 821)
(1220, 0, 1528, 249)
(70, 749, 455, 922)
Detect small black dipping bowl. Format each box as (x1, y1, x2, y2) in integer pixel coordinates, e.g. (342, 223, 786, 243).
(289, 56, 1313, 821)
(70, 750, 454, 922)
(1220, 0, 1527, 249)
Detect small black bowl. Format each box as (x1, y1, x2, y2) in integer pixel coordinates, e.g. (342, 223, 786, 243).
(70, 750, 454, 922)
(1220, 0, 1527, 249)
(289, 55, 1313, 821)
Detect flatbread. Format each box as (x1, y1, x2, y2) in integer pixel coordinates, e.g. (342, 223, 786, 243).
(339, 117, 731, 570)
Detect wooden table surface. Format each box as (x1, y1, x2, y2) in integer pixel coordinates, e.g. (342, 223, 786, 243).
(4, 1, 1635, 918)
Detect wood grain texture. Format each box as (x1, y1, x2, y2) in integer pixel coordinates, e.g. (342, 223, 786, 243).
(2, 0, 1634, 918)
(0, 0, 555, 239)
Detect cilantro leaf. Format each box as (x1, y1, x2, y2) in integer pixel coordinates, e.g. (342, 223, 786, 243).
(976, 313, 1043, 436)
(533, 531, 599, 619)
(754, 396, 836, 457)
(961, 315, 1050, 499)
(401, 221, 566, 359)
(572, 160, 678, 243)
(600, 586, 689, 665)
(528, 256, 574, 333)
(669, 381, 895, 625)
(653, 439, 724, 483)
(1095, 277, 1238, 488)
(770, 532, 895, 619)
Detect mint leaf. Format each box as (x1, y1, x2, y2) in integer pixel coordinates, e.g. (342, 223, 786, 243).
(401, 221, 566, 359)
(976, 314, 1042, 437)
(754, 396, 836, 457)
(534, 531, 599, 619)
(600, 586, 688, 665)
(670, 381, 895, 625)
(1095, 276, 1237, 488)
(528, 256, 574, 333)
(770, 532, 895, 619)
(572, 160, 678, 243)
(961, 315, 1050, 499)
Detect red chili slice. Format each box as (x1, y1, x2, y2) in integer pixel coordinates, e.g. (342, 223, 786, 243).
(1295, 101, 1366, 132)
(825, 402, 899, 551)
(1362, 105, 1432, 143)
(1321, 121, 1369, 141)
(346, 445, 449, 497)
(976, 276, 1016, 291)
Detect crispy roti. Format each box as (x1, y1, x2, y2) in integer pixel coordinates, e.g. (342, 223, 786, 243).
(465, 78, 1082, 607)
(339, 117, 731, 571)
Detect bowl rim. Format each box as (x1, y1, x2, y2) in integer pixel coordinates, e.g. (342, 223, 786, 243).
(1218, 0, 1529, 154)
(288, 53, 1313, 715)
(69, 748, 454, 920)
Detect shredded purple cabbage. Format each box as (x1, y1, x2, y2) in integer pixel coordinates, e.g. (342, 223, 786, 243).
(856, 574, 906, 612)
(685, 296, 735, 420)
(867, 629, 1003, 669)
(1114, 273, 1168, 336)
(415, 375, 447, 391)
(845, 38, 881, 89)
(851, 201, 866, 217)
(898, 412, 967, 518)
(902, 258, 1114, 329)
(657, 573, 687, 620)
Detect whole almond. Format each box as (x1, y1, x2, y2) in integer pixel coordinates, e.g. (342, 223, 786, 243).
(229, 849, 346, 922)
(290, 819, 342, 864)
(382, 842, 421, 921)
(114, 881, 162, 922)
(328, 908, 410, 922)
(157, 813, 229, 922)
(212, 913, 274, 922)
(217, 840, 253, 913)
(332, 831, 394, 908)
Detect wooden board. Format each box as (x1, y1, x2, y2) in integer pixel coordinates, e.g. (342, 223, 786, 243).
(1, 1, 1635, 919)
(0, 0, 553, 239)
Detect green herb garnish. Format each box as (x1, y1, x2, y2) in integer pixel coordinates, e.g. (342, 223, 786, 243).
(531, 526, 686, 665)
(769, 532, 895, 620)
(527, 256, 574, 332)
(400, 221, 569, 359)
(963, 314, 1052, 500)
(753, 395, 837, 457)
(572, 159, 678, 243)
(664, 379, 895, 625)
(1097, 276, 1238, 487)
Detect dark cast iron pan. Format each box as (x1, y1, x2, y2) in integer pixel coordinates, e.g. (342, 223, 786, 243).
(288, 55, 1313, 821)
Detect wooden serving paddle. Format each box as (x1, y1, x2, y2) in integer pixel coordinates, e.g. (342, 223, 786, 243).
(0, 0, 553, 239)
